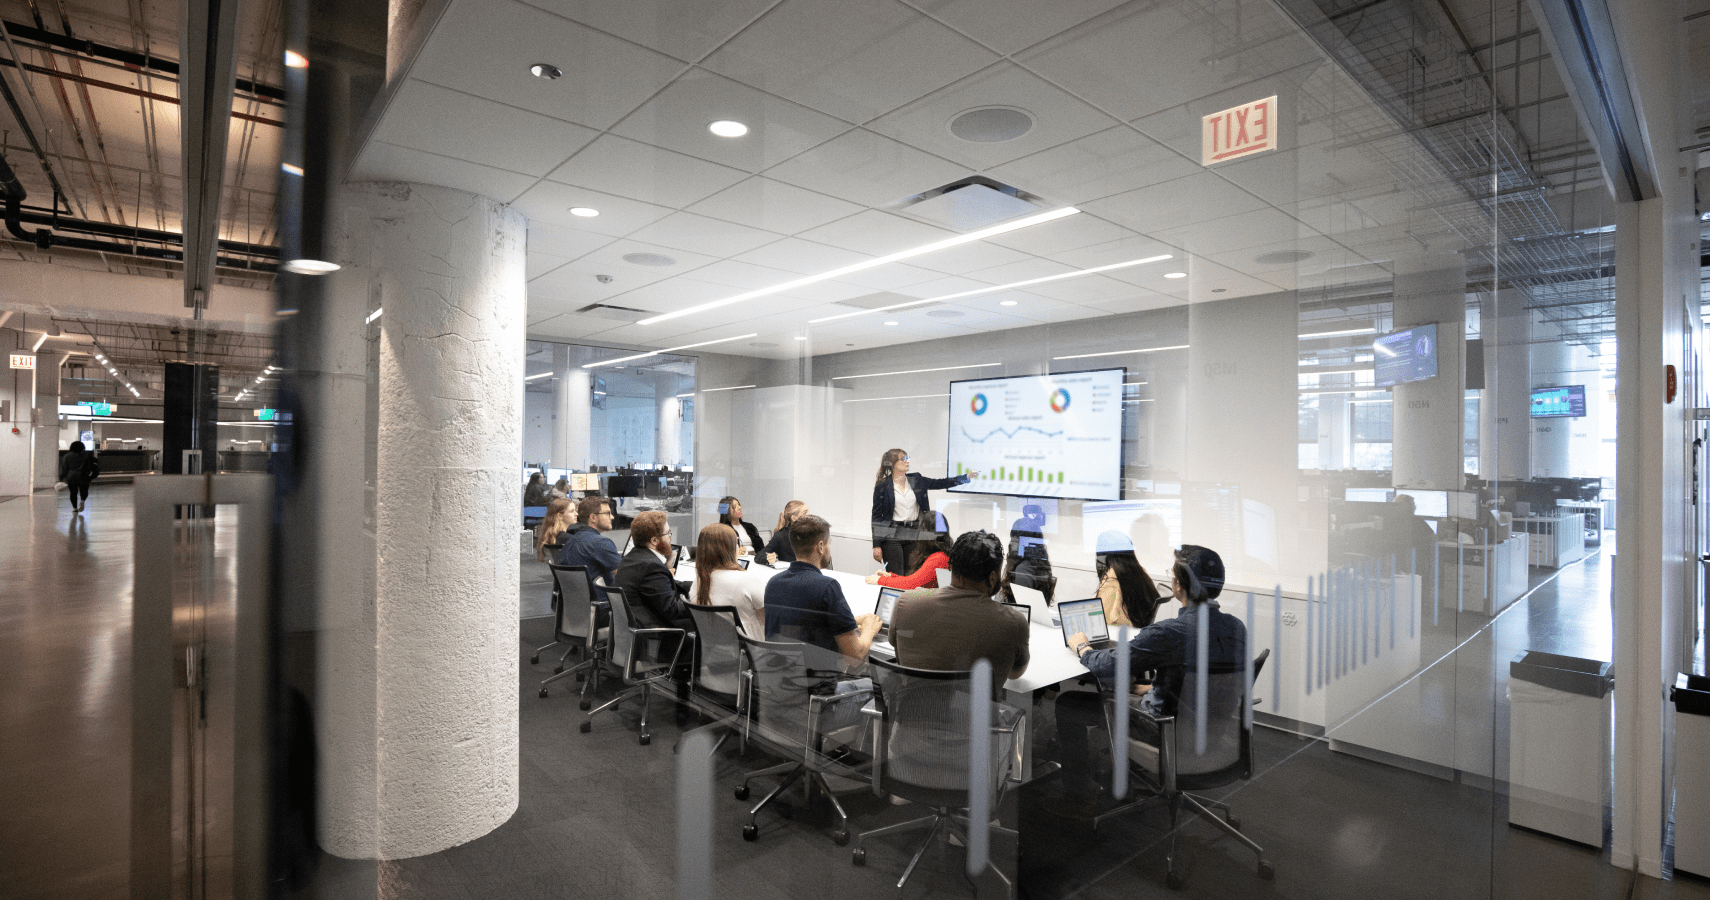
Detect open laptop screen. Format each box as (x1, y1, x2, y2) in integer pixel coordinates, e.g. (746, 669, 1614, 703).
(736, 556, 750, 570)
(875, 587, 904, 625)
(1058, 598, 1110, 646)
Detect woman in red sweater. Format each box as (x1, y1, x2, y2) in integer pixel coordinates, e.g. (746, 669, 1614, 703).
(866, 519, 954, 589)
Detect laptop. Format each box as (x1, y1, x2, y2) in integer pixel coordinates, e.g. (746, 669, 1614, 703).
(736, 556, 751, 570)
(873, 587, 904, 646)
(1057, 598, 1114, 651)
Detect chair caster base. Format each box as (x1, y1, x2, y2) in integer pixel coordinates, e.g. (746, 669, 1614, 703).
(1227, 816, 1240, 830)
(742, 823, 758, 842)
(579, 722, 592, 734)
(529, 655, 540, 665)
(539, 689, 549, 698)
(1166, 872, 1185, 890)
(576, 674, 586, 683)
(554, 666, 564, 675)
(578, 699, 591, 711)
(1258, 862, 1274, 881)
(832, 829, 849, 846)
(851, 848, 865, 866)
(640, 734, 651, 746)
(734, 785, 750, 801)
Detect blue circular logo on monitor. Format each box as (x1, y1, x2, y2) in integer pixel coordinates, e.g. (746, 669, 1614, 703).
(970, 393, 988, 415)
(1050, 388, 1070, 413)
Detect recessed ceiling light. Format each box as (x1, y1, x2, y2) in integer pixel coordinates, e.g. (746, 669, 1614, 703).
(795, 336, 807, 341)
(284, 50, 307, 68)
(708, 120, 748, 137)
(1164, 272, 1187, 279)
(281, 163, 303, 176)
(529, 63, 562, 80)
(884, 321, 899, 326)
(283, 259, 340, 274)
(1000, 300, 1018, 306)
(570, 207, 600, 217)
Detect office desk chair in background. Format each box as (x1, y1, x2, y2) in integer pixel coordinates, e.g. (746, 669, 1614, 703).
(579, 586, 689, 746)
(535, 565, 608, 709)
(680, 604, 748, 756)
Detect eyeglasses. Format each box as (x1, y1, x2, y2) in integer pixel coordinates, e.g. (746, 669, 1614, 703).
(901, 456, 910, 462)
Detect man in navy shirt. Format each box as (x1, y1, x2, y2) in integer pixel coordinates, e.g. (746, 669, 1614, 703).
(1056, 545, 1248, 803)
(764, 514, 881, 667)
(555, 495, 623, 586)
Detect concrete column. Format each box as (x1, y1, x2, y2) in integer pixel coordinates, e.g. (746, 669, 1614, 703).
(321, 181, 526, 858)
(33, 351, 67, 489)
(1480, 289, 1530, 481)
(0, 328, 31, 496)
(552, 344, 591, 470)
(1529, 321, 1573, 477)
(1316, 392, 1349, 470)
(654, 372, 682, 466)
(1390, 255, 1467, 490)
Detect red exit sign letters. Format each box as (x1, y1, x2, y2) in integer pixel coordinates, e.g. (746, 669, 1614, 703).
(1202, 96, 1278, 165)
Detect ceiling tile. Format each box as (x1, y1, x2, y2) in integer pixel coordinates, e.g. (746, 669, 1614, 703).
(1023, 273, 1150, 303)
(987, 126, 1199, 205)
(866, 62, 1120, 169)
(372, 79, 598, 177)
(412, 0, 685, 130)
(545, 134, 749, 208)
(763, 128, 968, 209)
(519, 0, 775, 61)
(1051, 233, 1182, 274)
(901, 239, 1033, 276)
(529, 239, 721, 301)
(983, 212, 1135, 256)
(598, 277, 736, 311)
(834, 262, 952, 292)
(904, 0, 1128, 55)
(527, 312, 624, 340)
(527, 253, 574, 281)
(610, 68, 853, 173)
(525, 223, 617, 260)
(701, 0, 999, 123)
(350, 142, 539, 203)
(796, 210, 956, 257)
(685, 258, 803, 289)
(1154, 208, 1306, 260)
(687, 177, 865, 234)
(625, 211, 784, 258)
(734, 237, 870, 275)
(511, 181, 675, 236)
(961, 256, 1076, 285)
(1081, 171, 1267, 234)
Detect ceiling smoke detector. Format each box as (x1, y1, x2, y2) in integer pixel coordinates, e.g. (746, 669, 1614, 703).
(949, 107, 1034, 143)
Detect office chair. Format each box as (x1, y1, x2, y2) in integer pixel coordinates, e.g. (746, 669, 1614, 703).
(536, 565, 608, 708)
(935, 568, 953, 588)
(679, 604, 748, 756)
(850, 657, 1025, 898)
(1093, 649, 1272, 889)
(732, 635, 873, 845)
(578, 586, 688, 746)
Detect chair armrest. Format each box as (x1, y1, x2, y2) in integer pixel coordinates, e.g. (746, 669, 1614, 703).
(631, 626, 689, 669)
(861, 701, 885, 797)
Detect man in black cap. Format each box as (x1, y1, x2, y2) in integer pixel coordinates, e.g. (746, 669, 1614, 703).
(1053, 544, 1247, 806)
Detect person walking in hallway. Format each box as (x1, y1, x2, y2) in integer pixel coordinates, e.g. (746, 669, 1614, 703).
(57, 441, 99, 514)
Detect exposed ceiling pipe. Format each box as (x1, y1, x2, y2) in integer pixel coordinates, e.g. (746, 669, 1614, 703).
(0, 26, 65, 210)
(0, 19, 285, 102)
(0, 18, 88, 218)
(179, 0, 243, 312)
(0, 57, 282, 127)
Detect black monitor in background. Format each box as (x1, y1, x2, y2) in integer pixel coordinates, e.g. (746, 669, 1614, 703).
(606, 476, 642, 498)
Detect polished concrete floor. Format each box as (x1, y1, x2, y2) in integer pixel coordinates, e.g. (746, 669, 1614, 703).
(7, 487, 1710, 899)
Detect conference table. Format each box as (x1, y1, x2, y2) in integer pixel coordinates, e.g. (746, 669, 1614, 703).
(677, 558, 1093, 779)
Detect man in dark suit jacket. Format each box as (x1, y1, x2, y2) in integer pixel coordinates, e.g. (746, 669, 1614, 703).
(614, 510, 691, 630)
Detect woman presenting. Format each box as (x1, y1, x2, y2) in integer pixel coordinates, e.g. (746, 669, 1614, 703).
(869, 448, 976, 576)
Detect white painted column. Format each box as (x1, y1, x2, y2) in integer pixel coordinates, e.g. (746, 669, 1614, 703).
(0, 328, 32, 496)
(552, 344, 591, 470)
(1316, 392, 1349, 470)
(1390, 255, 1467, 490)
(654, 372, 682, 466)
(321, 181, 525, 859)
(33, 351, 67, 489)
(1480, 289, 1530, 481)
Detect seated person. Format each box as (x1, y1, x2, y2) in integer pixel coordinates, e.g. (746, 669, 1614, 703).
(1001, 519, 1056, 606)
(764, 500, 808, 564)
(614, 510, 692, 630)
(548, 476, 571, 501)
(890, 530, 1029, 681)
(764, 514, 882, 668)
(1054, 545, 1247, 803)
(523, 471, 550, 507)
(865, 513, 952, 589)
(718, 495, 766, 558)
(554, 496, 623, 586)
(533, 498, 572, 563)
(1092, 531, 1165, 628)
(691, 523, 766, 637)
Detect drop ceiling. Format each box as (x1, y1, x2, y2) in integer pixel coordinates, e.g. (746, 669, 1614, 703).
(351, 0, 1611, 359)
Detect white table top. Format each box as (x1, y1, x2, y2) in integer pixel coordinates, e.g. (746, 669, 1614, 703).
(678, 559, 1089, 695)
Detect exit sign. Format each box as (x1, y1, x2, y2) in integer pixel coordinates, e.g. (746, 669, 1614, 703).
(91, 402, 113, 417)
(9, 353, 34, 370)
(255, 408, 278, 421)
(1202, 95, 1278, 165)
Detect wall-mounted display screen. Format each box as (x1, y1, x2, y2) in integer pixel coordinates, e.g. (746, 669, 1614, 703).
(1373, 323, 1439, 386)
(947, 368, 1126, 502)
(1395, 489, 1449, 518)
(1529, 385, 1586, 418)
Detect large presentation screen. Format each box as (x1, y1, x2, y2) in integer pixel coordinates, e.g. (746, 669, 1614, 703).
(1373, 322, 1439, 386)
(947, 368, 1125, 502)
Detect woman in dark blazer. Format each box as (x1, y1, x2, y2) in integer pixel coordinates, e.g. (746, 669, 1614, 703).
(718, 495, 766, 558)
(869, 448, 976, 576)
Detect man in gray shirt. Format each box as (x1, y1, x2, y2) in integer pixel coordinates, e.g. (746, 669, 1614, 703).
(890, 530, 1030, 682)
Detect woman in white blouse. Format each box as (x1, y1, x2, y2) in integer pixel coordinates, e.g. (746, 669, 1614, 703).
(691, 523, 767, 637)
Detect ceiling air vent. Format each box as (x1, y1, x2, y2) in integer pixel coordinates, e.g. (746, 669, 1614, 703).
(895, 175, 1045, 233)
(575, 303, 658, 322)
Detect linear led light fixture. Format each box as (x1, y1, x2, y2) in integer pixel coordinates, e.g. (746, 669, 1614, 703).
(1301, 388, 1389, 396)
(582, 333, 758, 369)
(842, 393, 950, 404)
(30, 332, 48, 351)
(1052, 344, 1189, 361)
(1123, 398, 1155, 403)
(831, 363, 999, 381)
(808, 253, 1173, 324)
(637, 207, 1081, 326)
(1299, 327, 1376, 339)
(1298, 368, 1374, 376)
(524, 372, 554, 381)
(365, 307, 383, 324)
(675, 384, 756, 398)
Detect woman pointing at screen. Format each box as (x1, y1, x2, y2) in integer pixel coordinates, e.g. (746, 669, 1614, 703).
(870, 448, 977, 575)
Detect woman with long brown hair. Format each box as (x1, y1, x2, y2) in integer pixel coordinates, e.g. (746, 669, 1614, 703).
(692, 523, 766, 637)
(869, 448, 977, 577)
(533, 498, 573, 562)
(763, 500, 808, 565)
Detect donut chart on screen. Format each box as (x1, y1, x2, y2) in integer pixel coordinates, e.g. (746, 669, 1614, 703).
(947, 369, 1125, 501)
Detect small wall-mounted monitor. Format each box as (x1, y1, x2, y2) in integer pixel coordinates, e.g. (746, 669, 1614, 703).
(1373, 323, 1439, 386)
(1530, 385, 1586, 418)
(1344, 488, 1392, 503)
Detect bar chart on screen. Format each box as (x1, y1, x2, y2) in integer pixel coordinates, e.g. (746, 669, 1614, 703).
(947, 368, 1125, 501)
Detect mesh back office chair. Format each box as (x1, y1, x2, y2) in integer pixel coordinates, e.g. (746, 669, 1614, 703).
(578, 586, 688, 746)
(733, 635, 873, 845)
(851, 658, 1025, 897)
(1093, 649, 1272, 889)
(536, 565, 609, 708)
(530, 563, 569, 664)
(680, 604, 747, 755)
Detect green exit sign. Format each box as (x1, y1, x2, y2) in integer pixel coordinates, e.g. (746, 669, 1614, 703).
(254, 408, 278, 421)
(90, 402, 113, 416)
